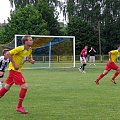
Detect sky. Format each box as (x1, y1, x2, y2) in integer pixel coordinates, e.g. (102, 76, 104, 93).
(0, 0, 11, 23)
(0, 0, 67, 24)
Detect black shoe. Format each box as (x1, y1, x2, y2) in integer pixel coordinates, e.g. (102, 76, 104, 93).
(111, 79, 117, 84)
(78, 68, 82, 72)
(95, 80, 99, 85)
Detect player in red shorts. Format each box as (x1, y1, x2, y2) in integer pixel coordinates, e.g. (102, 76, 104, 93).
(0, 35, 35, 114)
(78, 46, 88, 73)
(95, 45, 120, 85)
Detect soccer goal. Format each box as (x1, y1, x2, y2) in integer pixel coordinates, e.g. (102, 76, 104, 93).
(15, 34, 75, 69)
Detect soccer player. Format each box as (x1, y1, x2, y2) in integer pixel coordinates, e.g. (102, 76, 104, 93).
(0, 49, 10, 88)
(78, 46, 88, 73)
(0, 35, 35, 114)
(89, 47, 96, 66)
(95, 45, 120, 85)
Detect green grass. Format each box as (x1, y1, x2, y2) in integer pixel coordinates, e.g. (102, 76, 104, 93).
(1, 63, 120, 120)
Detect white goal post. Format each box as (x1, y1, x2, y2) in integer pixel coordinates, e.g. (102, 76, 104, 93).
(15, 34, 75, 68)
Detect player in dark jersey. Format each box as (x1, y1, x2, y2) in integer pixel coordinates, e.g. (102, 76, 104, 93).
(89, 47, 96, 66)
(0, 49, 9, 88)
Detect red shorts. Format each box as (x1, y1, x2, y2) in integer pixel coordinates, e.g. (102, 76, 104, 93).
(6, 70, 26, 85)
(105, 61, 119, 71)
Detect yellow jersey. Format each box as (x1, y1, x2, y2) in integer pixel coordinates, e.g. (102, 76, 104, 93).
(8, 46, 32, 72)
(109, 50, 120, 63)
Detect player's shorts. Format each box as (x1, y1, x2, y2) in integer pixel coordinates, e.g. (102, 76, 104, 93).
(105, 61, 119, 71)
(80, 57, 86, 64)
(89, 56, 95, 63)
(6, 70, 26, 85)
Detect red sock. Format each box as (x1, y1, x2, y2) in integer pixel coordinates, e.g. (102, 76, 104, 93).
(112, 71, 119, 80)
(17, 88, 27, 108)
(96, 73, 105, 82)
(0, 87, 7, 97)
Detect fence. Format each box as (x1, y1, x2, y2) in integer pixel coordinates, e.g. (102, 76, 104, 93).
(76, 55, 109, 63)
(33, 55, 109, 63)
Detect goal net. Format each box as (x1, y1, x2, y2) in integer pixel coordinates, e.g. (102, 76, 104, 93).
(15, 34, 75, 69)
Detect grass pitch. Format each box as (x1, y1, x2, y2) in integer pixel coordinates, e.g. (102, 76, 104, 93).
(0, 63, 120, 120)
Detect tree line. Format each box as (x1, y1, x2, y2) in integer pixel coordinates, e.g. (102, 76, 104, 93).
(0, 0, 120, 55)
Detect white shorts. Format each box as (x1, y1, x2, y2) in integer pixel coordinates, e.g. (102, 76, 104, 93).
(89, 56, 95, 63)
(80, 57, 86, 64)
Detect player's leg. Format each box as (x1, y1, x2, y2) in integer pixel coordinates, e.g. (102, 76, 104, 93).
(95, 61, 111, 85)
(0, 72, 4, 89)
(0, 70, 13, 97)
(111, 71, 119, 84)
(82, 57, 87, 73)
(79, 57, 87, 73)
(16, 83, 28, 114)
(111, 64, 120, 84)
(93, 56, 96, 66)
(0, 84, 12, 97)
(89, 56, 92, 66)
(13, 71, 28, 114)
(95, 69, 109, 85)
(78, 64, 83, 72)
(82, 63, 86, 73)
(78, 57, 83, 72)
(0, 78, 3, 89)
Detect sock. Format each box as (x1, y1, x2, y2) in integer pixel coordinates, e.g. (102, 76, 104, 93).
(96, 73, 105, 82)
(0, 87, 7, 97)
(82, 64, 86, 71)
(112, 71, 119, 80)
(80, 65, 83, 70)
(17, 88, 27, 108)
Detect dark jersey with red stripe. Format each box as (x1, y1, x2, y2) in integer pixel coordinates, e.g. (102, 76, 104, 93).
(0, 56, 9, 72)
(80, 48, 87, 58)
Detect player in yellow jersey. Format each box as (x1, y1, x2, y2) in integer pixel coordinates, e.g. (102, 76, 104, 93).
(95, 45, 120, 85)
(0, 35, 35, 114)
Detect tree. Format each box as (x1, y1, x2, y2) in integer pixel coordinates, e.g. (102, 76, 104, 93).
(36, 0, 60, 35)
(9, 0, 59, 9)
(67, 16, 98, 54)
(66, 0, 120, 54)
(3, 4, 49, 42)
(0, 26, 7, 43)
(8, 0, 61, 36)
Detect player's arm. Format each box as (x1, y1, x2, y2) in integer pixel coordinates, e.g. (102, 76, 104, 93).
(6, 51, 19, 70)
(28, 52, 35, 64)
(89, 49, 92, 52)
(89, 47, 92, 52)
(117, 56, 120, 61)
(93, 48, 96, 52)
(117, 53, 120, 61)
(109, 51, 113, 62)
